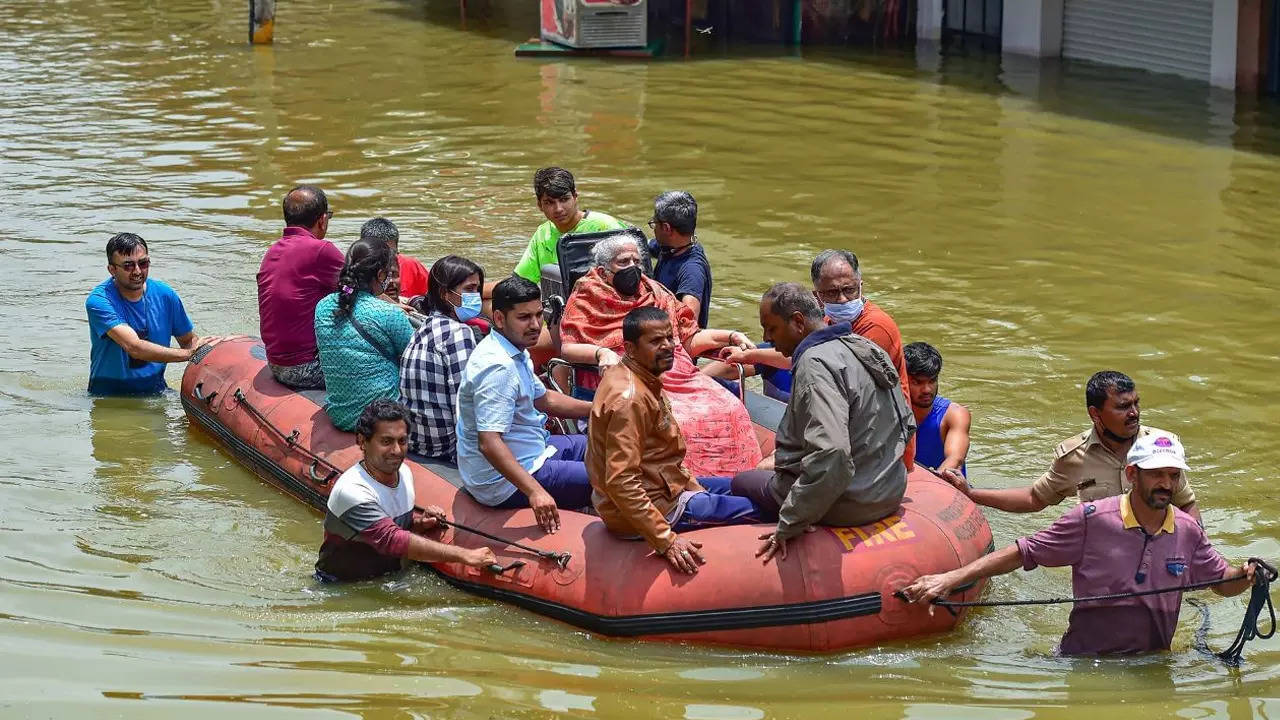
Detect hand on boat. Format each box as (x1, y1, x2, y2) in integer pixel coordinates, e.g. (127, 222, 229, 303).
(756, 531, 787, 564)
(461, 547, 499, 569)
(937, 468, 970, 496)
(663, 537, 705, 575)
(529, 489, 561, 534)
(898, 572, 958, 616)
(413, 505, 447, 532)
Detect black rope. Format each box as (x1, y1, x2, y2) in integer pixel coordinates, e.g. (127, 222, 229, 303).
(896, 558, 1276, 664)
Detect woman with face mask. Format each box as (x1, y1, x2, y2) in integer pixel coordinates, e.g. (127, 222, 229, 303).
(559, 237, 763, 477)
(399, 255, 486, 462)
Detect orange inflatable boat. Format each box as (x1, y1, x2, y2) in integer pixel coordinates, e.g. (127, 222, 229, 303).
(181, 337, 993, 652)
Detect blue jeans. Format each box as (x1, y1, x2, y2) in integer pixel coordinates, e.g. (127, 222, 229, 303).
(494, 434, 593, 510)
(671, 476, 762, 531)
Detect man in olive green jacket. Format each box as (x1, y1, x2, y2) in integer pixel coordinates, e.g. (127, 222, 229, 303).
(732, 282, 916, 563)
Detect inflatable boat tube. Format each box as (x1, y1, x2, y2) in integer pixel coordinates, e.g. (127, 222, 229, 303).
(181, 338, 993, 652)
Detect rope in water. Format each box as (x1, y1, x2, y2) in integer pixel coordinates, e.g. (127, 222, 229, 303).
(896, 558, 1276, 664)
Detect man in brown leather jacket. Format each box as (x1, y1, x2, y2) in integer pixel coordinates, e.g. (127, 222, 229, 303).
(585, 307, 762, 575)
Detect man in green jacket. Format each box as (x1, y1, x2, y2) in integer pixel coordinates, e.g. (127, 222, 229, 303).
(732, 282, 916, 564)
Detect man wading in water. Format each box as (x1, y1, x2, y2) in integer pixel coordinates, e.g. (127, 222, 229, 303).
(900, 434, 1256, 655)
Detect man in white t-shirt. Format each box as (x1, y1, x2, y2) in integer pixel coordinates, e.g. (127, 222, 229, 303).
(315, 399, 496, 582)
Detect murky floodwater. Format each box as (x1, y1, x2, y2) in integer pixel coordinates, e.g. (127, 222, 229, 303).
(2, 0, 1278, 716)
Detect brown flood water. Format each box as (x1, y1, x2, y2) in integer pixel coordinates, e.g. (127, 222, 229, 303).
(1, 0, 1278, 717)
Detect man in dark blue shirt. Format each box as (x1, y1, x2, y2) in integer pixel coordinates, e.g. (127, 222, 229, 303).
(649, 191, 712, 329)
(85, 233, 217, 395)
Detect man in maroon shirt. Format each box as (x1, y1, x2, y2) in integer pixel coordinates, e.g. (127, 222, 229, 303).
(257, 185, 345, 389)
(900, 433, 1257, 655)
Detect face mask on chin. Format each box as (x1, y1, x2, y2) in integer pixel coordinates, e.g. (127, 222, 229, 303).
(824, 297, 865, 324)
(612, 265, 643, 296)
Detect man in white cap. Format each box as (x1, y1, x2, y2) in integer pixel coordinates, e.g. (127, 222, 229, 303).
(899, 433, 1257, 655)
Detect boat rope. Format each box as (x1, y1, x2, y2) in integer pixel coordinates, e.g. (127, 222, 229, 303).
(416, 507, 572, 569)
(895, 558, 1275, 664)
(231, 388, 342, 481)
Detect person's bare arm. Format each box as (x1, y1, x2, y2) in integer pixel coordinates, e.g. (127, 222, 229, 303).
(533, 389, 591, 420)
(107, 325, 198, 364)
(939, 470, 1050, 514)
(938, 403, 972, 473)
(560, 342, 619, 369)
(721, 346, 790, 370)
(1179, 500, 1203, 525)
(678, 295, 701, 324)
(478, 431, 560, 533)
(403, 533, 497, 568)
(685, 328, 753, 358)
(1210, 561, 1257, 597)
(898, 544, 1024, 612)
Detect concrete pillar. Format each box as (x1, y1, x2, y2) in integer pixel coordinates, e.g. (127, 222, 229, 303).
(916, 0, 943, 41)
(1001, 0, 1063, 57)
(1210, 0, 1240, 89)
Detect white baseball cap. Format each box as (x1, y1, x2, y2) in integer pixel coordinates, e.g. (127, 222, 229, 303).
(1126, 433, 1190, 471)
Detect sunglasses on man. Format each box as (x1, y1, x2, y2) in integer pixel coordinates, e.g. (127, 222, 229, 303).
(112, 258, 151, 272)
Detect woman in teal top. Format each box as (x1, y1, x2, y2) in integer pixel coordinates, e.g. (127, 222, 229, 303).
(314, 237, 414, 431)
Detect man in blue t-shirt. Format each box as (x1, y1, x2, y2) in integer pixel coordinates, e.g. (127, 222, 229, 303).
(85, 233, 216, 395)
(649, 191, 712, 329)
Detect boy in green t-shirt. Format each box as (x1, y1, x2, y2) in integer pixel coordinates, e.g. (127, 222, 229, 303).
(511, 167, 626, 284)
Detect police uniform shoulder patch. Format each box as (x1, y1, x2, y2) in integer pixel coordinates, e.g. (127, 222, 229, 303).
(1054, 431, 1090, 458)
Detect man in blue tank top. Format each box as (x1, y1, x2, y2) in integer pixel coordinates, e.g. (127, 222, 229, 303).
(904, 342, 970, 476)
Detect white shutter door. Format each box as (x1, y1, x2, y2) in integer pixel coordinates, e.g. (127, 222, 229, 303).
(1062, 0, 1213, 82)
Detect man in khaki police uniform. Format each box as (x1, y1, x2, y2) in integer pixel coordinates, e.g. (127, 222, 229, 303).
(940, 371, 1200, 523)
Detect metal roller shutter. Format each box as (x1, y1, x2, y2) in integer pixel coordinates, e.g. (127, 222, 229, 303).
(1062, 0, 1213, 81)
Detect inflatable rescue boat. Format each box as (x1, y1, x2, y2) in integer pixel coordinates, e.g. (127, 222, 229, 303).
(181, 337, 993, 652)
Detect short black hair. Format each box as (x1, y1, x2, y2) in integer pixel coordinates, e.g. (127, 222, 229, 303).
(282, 185, 328, 228)
(1086, 371, 1135, 410)
(904, 342, 943, 378)
(354, 399, 410, 440)
(762, 282, 824, 323)
(106, 232, 148, 261)
(492, 275, 541, 313)
(623, 307, 670, 343)
(534, 167, 576, 201)
(810, 249, 860, 285)
(360, 217, 399, 248)
(653, 191, 697, 235)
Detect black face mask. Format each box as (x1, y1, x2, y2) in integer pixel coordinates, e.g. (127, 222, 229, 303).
(612, 265, 642, 296)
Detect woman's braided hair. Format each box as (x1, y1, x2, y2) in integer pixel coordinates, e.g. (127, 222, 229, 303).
(334, 237, 394, 319)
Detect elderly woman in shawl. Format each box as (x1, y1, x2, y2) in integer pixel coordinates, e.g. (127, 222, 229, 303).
(559, 235, 763, 477)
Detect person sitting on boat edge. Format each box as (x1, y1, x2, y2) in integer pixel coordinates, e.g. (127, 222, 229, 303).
(904, 342, 971, 476)
(649, 191, 712, 329)
(257, 184, 344, 390)
(706, 249, 914, 459)
(508, 166, 627, 287)
(732, 283, 916, 564)
(401, 255, 485, 464)
(315, 399, 497, 583)
(939, 370, 1201, 524)
(361, 217, 430, 301)
(456, 276, 592, 535)
(86, 232, 220, 395)
(587, 307, 763, 575)
(558, 234, 763, 477)
(900, 433, 1256, 655)
(314, 237, 414, 432)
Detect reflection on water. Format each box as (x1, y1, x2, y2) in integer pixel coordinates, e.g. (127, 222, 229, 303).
(1, 0, 1279, 716)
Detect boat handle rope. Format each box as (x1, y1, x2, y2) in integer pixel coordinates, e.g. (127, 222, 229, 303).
(231, 388, 341, 485)
(416, 507, 572, 570)
(894, 558, 1275, 665)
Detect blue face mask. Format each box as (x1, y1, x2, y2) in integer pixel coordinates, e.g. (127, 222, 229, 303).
(824, 297, 865, 324)
(454, 291, 482, 322)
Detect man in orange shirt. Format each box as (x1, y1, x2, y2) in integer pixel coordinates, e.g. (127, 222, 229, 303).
(716, 249, 915, 469)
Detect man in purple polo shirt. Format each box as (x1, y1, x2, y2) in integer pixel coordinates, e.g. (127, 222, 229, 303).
(257, 185, 345, 389)
(900, 433, 1258, 655)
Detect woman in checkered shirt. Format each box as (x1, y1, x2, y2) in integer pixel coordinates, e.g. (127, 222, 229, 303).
(399, 256, 486, 462)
